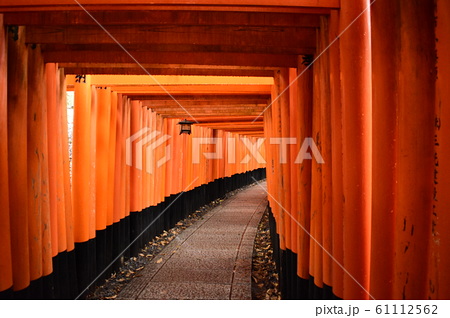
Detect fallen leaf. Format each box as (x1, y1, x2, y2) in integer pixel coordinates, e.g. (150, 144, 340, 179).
(156, 258, 163, 264)
(104, 295, 117, 300)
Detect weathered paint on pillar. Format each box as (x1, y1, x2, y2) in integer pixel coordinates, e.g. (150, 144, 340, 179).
(310, 53, 323, 287)
(329, 9, 344, 299)
(393, 0, 435, 300)
(271, 71, 285, 250)
(0, 14, 13, 292)
(296, 57, 312, 281)
(27, 45, 45, 281)
(278, 68, 292, 251)
(318, 16, 332, 288)
(429, 0, 450, 300)
(289, 68, 299, 255)
(340, 0, 372, 299)
(370, 0, 399, 299)
(7, 25, 30, 291)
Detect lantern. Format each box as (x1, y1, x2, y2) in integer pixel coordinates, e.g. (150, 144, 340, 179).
(178, 119, 194, 135)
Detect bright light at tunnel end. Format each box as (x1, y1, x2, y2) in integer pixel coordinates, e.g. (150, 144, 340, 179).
(126, 128, 325, 174)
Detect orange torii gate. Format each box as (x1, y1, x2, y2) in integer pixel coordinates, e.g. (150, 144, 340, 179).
(0, 0, 450, 301)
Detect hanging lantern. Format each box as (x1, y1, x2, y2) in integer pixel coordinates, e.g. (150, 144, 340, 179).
(178, 119, 195, 135)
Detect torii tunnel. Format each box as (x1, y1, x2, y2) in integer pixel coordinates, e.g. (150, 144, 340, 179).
(0, 0, 449, 300)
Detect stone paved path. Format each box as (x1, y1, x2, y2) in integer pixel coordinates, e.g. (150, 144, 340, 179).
(117, 181, 267, 300)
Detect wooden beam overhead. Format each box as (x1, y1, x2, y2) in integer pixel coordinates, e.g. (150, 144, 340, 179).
(44, 51, 299, 68)
(161, 111, 264, 117)
(191, 116, 263, 123)
(62, 67, 275, 77)
(136, 94, 270, 102)
(42, 43, 313, 56)
(4, 10, 322, 27)
(145, 102, 267, 108)
(61, 63, 277, 76)
(111, 84, 272, 95)
(0, 0, 339, 12)
(152, 107, 264, 116)
(65, 74, 273, 86)
(28, 25, 316, 50)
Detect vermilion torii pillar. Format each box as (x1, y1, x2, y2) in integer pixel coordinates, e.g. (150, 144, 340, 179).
(340, 0, 372, 300)
(0, 14, 13, 293)
(7, 25, 30, 292)
(370, 0, 398, 300)
(430, 0, 450, 300)
(394, 0, 435, 300)
(72, 76, 92, 244)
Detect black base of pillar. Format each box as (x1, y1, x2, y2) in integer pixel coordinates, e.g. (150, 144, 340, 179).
(267, 203, 342, 300)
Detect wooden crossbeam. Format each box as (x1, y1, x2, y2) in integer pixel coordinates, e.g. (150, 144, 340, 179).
(28, 25, 316, 51)
(62, 67, 274, 77)
(0, 0, 339, 11)
(44, 51, 298, 67)
(4, 11, 322, 27)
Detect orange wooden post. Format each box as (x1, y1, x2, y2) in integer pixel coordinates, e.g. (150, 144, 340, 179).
(264, 109, 274, 212)
(192, 124, 200, 189)
(113, 94, 124, 224)
(207, 128, 214, 184)
(340, 0, 372, 299)
(148, 110, 156, 206)
(271, 71, 286, 250)
(0, 15, 13, 293)
(141, 107, 150, 207)
(218, 130, 226, 180)
(310, 57, 323, 288)
(72, 75, 92, 243)
(318, 16, 332, 289)
(370, 0, 399, 299)
(329, 10, 344, 299)
(185, 121, 194, 190)
(164, 118, 173, 197)
(172, 119, 182, 194)
(7, 26, 30, 291)
(394, 0, 435, 300)
(46, 63, 60, 257)
(429, 0, 450, 300)
(130, 100, 143, 212)
(124, 98, 131, 217)
(278, 68, 292, 252)
(179, 122, 186, 191)
(40, 77, 52, 279)
(89, 84, 97, 239)
(154, 114, 165, 203)
(107, 91, 118, 226)
(95, 87, 111, 231)
(295, 58, 313, 281)
(289, 68, 299, 256)
(27, 46, 46, 282)
(60, 71, 74, 254)
(162, 117, 169, 197)
(175, 119, 184, 193)
(55, 66, 67, 254)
